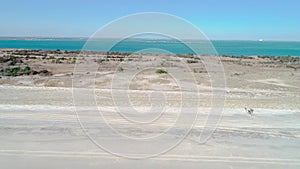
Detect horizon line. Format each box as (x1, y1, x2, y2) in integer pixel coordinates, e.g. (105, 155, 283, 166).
(0, 36, 300, 42)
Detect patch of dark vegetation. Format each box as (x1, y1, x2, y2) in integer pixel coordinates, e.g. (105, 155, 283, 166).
(222, 55, 255, 59)
(1, 66, 31, 76)
(11, 49, 82, 57)
(49, 57, 76, 64)
(0, 54, 53, 77)
(0, 66, 52, 76)
(106, 51, 132, 56)
(221, 55, 300, 68)
(37, 70, 52, 76)
(54, 58, 62, 64)
(156, 69, 168, 74)
(271, 56, 300, 63)
(71, 57, 77, 64)
(186, 59, 199, 64)
(25, 56, 37, 60)
(0, 55, 23, 66)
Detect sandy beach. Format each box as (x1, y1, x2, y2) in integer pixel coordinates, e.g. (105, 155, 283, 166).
(1, 49, 300, 168)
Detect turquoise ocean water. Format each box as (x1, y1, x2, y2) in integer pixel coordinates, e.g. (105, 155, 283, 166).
(0, 39, 300, 56)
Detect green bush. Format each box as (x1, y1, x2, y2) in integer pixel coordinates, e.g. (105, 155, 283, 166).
(71, 57, 77, 64)
(11, 67, 20, 75)
(156, 69, 167, 74)
(23, 66, 31, 72)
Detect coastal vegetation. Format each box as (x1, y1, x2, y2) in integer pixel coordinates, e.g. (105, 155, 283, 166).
(1, 49, 300, 78)
(156, 69, 168, 74)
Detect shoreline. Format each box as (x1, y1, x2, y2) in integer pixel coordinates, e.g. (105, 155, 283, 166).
(1, 48, 300, 58)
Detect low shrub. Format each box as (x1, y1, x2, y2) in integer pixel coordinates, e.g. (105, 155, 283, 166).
(156, 69, 167, 74)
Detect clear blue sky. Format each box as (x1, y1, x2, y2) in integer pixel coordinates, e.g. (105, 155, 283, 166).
(1, 0, 300, 41)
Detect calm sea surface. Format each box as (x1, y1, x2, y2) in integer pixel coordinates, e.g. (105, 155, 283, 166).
(1, 39, 300, 56)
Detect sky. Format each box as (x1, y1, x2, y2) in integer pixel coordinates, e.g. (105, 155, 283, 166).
(0, 0, 300, 41)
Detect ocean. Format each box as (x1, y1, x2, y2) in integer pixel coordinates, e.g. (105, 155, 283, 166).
(1, 39, 300, 56)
